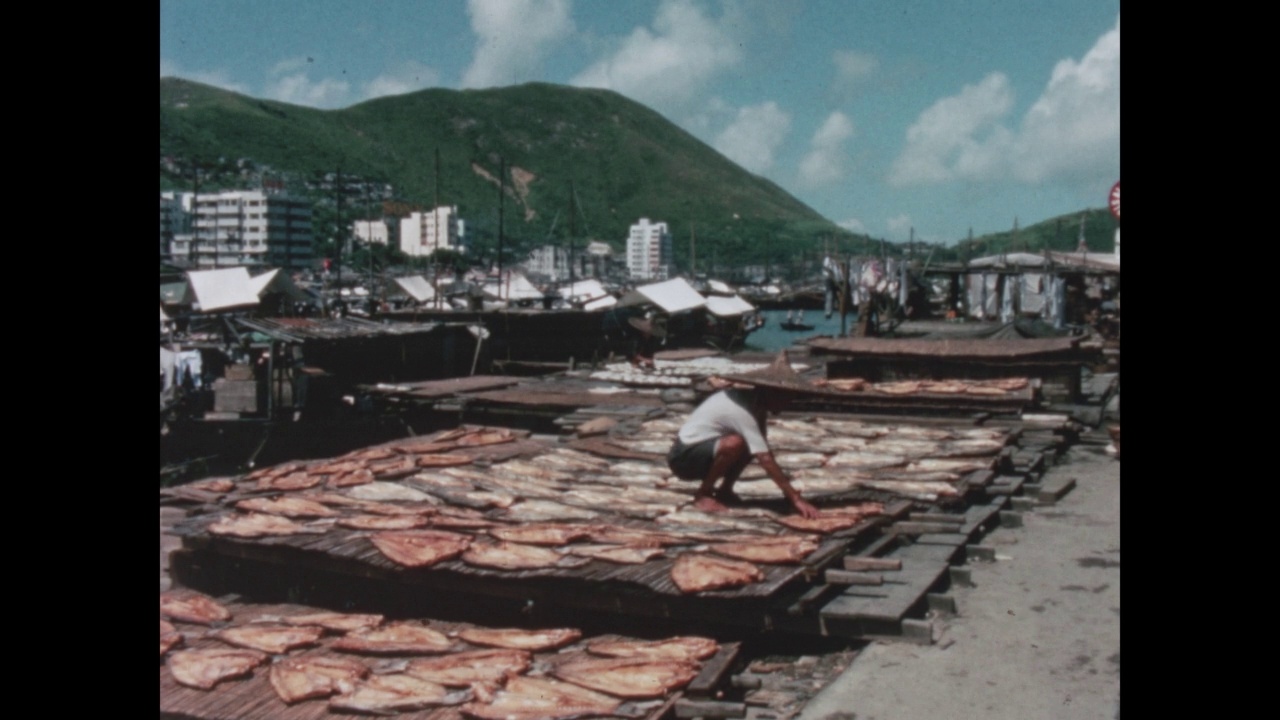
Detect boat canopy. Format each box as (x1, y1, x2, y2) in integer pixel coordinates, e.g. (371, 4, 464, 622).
(704, 294, 756, 317)
(706, 279, 735, 295)
(249, 269, 311, 302)
(483, 271, 545, 301)
(395, 275, 438, 302)
(186, 267, 260, 312)
(559, 279, 616, 310)
(620, 277, 706, 314)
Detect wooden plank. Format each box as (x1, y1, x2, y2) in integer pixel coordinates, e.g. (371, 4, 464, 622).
(684, 642, 741, 697)
(675, 700, 747, 719)
(820, 562, 949, 623)
(888, 521, 963, 535)
(908, 513, 965, 525)
(825, 570, 883, 586)
(890, 542, 960, 563)
(914, 533, 967, 547)
(842, 557, 901, 571)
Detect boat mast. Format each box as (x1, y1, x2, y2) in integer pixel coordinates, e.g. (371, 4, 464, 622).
(497, 156, 505, 289)
(568, 178, 577, 288)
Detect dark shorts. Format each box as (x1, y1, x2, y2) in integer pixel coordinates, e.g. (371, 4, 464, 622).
(667, 437, 718, 481)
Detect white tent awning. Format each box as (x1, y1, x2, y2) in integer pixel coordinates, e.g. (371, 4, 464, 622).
(395, 275, 437, 302)
(483, 271, 544, 301)
(187, 268, 260, 312)
(704, 295, 756, 317)
(629, 278, 706, 313)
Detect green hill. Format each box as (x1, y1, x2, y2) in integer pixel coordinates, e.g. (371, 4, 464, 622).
(160, 78, 855, 269)
(944, 209, 1117, 262)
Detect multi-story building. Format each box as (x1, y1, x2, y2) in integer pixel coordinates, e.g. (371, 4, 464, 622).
(169, 190, 312, 270)
(525, 245, 570, 281)
(626, 218, 672, 280)
(400, 206, 465, 258)
(353, 220, 389, 245)
(159, 191, 194, 261)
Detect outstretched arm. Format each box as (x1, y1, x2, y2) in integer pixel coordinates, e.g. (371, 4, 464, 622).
(754, 451, 820, 519)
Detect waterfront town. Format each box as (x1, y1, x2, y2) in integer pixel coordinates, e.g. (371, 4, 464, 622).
(160, 5, 1119, 718)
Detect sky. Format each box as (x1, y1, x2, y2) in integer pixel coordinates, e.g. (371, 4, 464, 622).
(159, 0, 1120, 245)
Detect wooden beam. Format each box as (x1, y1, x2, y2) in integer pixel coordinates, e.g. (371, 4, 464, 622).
(842, 556, 902, 571)
(675, 700, 747, 719)
(825, 569, 883, 586)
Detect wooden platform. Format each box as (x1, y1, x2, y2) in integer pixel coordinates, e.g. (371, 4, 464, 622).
(160, 600, 721, 720)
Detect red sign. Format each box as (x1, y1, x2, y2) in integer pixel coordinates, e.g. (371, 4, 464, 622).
(1108, 181, 1120, 221)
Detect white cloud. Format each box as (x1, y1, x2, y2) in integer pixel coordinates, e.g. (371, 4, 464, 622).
(714, 102, 791, 174)
(838, 217, 867, 234)
(159, 59, 251, 95)
(798, 111, 855, 186)
(571, 0, 743, 116)
(461, 0, 575, 88)
(831, 50, 878, 99)
(1012, 18, 1120, 182)
(363, 61, 441, 101)
(265, 59, 352, 108)
(888, 16, 1119, 188)
(886, 214, 914, 239)
(888, 72, 1014, 186)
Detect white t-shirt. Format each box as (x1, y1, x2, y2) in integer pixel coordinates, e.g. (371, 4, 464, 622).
(677, 390, 769, 455)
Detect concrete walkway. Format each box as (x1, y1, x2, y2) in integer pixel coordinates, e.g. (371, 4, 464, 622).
(797, 438, 1120, 720)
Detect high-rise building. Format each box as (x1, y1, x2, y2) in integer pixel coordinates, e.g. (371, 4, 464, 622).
(400, 206, 465, 257)
(169, 190, 312, 270)
(159, 191, 194, 261)
(626, 218, 672, 280)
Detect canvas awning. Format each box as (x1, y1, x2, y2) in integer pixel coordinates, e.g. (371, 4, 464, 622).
(706, 279, 735, 295)
(187, 267, 261, 312)
(559, 279, 616, 309)
(619, 277, 706, 313)
(395, 275, 438, 302)
(704, 295, 756, 317)
(249, 269, 311, 302)
(483, 271, 545, 301)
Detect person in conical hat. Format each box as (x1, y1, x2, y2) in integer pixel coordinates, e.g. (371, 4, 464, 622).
(666, 351, 820, 518)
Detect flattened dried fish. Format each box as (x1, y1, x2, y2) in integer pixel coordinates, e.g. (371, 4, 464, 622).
(214, 624, 324, 654)
(160, 619, 182, 656)
(670, 553, 765, 593)
(269, 655, 369, 704)
(489, 524, 593, 546)
(280, 612, 384, 633)
(459, 675, 619, 720)
(458, 627, 582, 651)
(160, 591, 232, 625)
(404, 648, 531, 686)
(333, 623, 454, 655)
(168, 648, 267, 690)
(587, 636, 718, 662)
(208, 512, 325, 538)
(233, 496, 338, 518)
(328, 673, 457, 714)
(462, 542, 567, 570)
(563, 544, 666, 564)
(370, 530, 473, 568)
(552, 656, 700, 699)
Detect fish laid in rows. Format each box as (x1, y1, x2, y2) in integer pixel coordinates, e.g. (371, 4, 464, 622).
(370, 530, 473, 568)
(404, 648, 532, 686)
(233, 496, 339, 518)
(501, 500, 602, 523)
(586, 636, 718, 662)
(458, 627, 582, 651)
(213, 624, 324, 654)
(333, 623, 455, 655)
(160, 619, 182, 656)
(168, 648, 268, 690)
(338, 514, 430, 531)
(670, 553, 765, 593)
(563, 544, 666, 564)
(460, 675, 620, 720)
(269, 655, 370, 704)
(489, 523, 594, 546)
(825, 451, 909, 470)
(207, 512, 326, 538)
(462, 541, 573, 570)
(279, 612, 384, 633)
(551, 655, 701, 699)
(256, 471, 321, 492)
(706, 536, 820, 564)
(346, 481, 439, 504)
(160, 591, 232, 625)
(328, 673, 461, 714)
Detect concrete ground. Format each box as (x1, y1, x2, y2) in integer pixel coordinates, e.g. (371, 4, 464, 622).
(797, 437, 1120, 720)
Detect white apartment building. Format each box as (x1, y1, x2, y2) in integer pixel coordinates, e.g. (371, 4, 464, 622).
(353, 219, 389, 245)
(169, 190, 313, 270)
(626, 218, 672, 280)
(525, 245, 570, 281)
(400, 206, 465, 258)
(159, 191, 194, 260)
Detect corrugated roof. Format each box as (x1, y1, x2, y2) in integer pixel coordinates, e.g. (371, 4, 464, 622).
(395, 275, 438, 302)
(632, 277, 706, 313)
(704, 294, 756, 317)
(187, 268, 261, 312)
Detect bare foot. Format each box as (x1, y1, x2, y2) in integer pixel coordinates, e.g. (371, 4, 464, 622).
(693, 494, 729, 513)
(714, 489, 744, 507)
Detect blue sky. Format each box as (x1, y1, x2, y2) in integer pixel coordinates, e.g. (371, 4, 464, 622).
(160, 0, 1120, 245)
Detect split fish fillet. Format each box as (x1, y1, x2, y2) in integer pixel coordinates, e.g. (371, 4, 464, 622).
(670, 553, 765, 593)
(551, 655, 700, 699)
(706, 537, 819, 564)
(234, 496, 338, 518)
(333, 623, 454, 655)
(459, 675, 620, 720)
(269, 655, 369, 704)
(214, 623, 324, 654)
(404, 648, 531, 686)
(160, 619, 182, 656)
(208, 512, 324, 537)
(462, 542, 566, 570)
(338, 514, 430, 531)
(564, 544, 666, 564)
(160, 591, 232, 625)
(280, 612, 384, 633)
(168, 648, 267, 690)
(370, 530, 472, 568)
(458, 627, 582, 651)
(587, 636, 718, 662)
(489, 524, 594, 546)
(256, 471, 321, 492)
(328, 673, 457, 714)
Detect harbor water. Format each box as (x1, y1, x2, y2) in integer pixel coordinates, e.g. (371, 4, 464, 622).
(745, 309, 857, 352)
